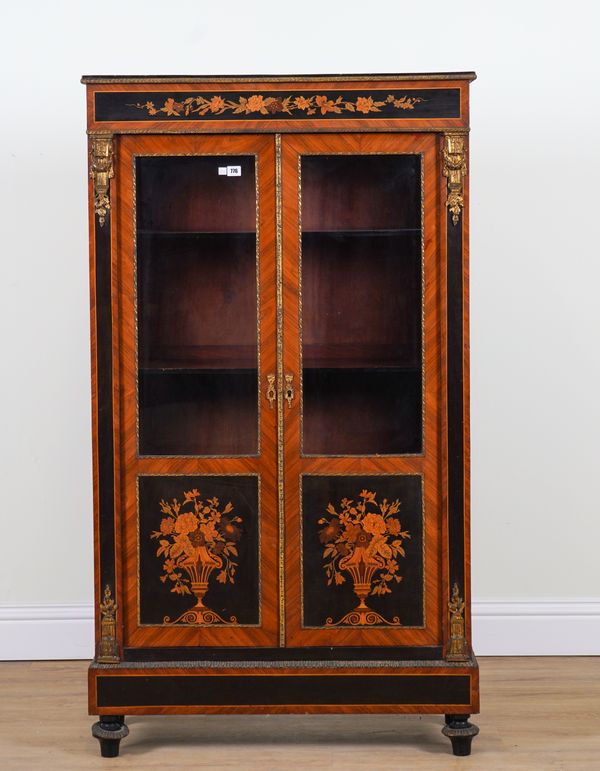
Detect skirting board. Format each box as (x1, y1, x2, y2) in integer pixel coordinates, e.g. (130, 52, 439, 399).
(0, 600, 599, 660)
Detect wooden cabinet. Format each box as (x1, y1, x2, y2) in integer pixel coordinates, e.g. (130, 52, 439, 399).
(84, 72, 478, 757)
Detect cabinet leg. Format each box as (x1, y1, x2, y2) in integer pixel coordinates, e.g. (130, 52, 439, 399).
(442, 713, 479, 756)
(92, 715, 129, 757)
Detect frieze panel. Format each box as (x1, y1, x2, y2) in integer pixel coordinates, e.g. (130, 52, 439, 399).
(94, 88, 460, 122)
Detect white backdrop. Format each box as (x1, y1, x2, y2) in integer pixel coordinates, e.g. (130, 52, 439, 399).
(1, 0, 599, 657)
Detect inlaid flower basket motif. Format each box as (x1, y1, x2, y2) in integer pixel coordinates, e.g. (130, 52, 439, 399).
(150, 489, 242, 625)
(319, 489, 411, 626)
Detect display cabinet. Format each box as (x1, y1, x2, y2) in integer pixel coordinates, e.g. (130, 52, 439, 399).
(83, 72, 478, 757)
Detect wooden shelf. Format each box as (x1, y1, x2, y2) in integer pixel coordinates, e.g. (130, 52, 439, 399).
(139, 229, 419, 238)
(141, 346, 419, 371)
(140, 345, 258, 370)
(302, 228, 421, 237)
(140, 367, 257, 375)
(303, 344, 419, 370)
(138, 230, 256, 237)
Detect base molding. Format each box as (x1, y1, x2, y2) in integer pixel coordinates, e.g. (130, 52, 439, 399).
(89, 659, 479, 715)
(1, 599, 599, 659)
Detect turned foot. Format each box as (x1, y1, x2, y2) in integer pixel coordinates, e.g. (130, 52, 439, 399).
(442, 713, 479, 756)
(92, 715, 129, 757)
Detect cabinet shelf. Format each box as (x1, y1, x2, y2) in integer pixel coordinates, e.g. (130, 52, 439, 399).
(138, 229, 256, 237)
(303, 344, 419, 370)
(304, 365, 420, 373)
(140, 345, 258, 370)
(303, 228, 421, 237)
(140, 344, 419, 372)
(140, 367, 257, 375)
(138, 228, 420, 238)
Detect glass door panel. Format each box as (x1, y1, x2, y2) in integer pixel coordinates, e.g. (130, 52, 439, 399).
(119, 134, 278, 649)
(300, 155, 423, 456)
(282, 133, 440, 648)
(136, 155, 259, 456)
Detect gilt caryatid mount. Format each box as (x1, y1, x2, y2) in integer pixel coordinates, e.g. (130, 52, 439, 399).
(89, 134, 114, 227)
(96, 584, 120, 663)
(319, 489, 411, 627)
(442, 132, 467, 226)
(447, 583, 470, 661)
(151, 489, 243, 625)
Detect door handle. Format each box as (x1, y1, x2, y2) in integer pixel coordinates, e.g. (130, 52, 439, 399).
(266, 374, 276, 409)
(284, 373, 295, 409)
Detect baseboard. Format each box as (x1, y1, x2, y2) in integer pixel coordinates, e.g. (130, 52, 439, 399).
(1, 599, 599, 660)
(472, 599, 600, 656)
(0, 604, 94, 661)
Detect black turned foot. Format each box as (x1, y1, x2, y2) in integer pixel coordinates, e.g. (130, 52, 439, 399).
(442, 713, 479, 756)
(92, 715, 129, 757)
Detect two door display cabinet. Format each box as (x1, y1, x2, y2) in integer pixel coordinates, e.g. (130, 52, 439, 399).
(83, 71, 478, 757)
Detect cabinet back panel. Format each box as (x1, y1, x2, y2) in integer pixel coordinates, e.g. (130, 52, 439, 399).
(137, 155, 256, 232)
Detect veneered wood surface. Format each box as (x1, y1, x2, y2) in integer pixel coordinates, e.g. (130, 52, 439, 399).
(82, 73, 477, 81)
(462, 139, 472, 645)
(280, 133, 443, 647)
(116, 134, 279, 647)
(85, 78, 469, 134)
(87, 152, 101, 646)
(438, 135, 450, 655)
(88, 661, 478, 715)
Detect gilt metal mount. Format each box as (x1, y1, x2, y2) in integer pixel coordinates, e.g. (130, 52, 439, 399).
(89, 134, 114, 227)
(446, 582, 470, 661)
(96, 584, 120, 663)
(442, 133, 467, 226)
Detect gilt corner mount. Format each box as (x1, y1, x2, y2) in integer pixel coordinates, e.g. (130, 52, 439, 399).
(446, 583, 470, 661)
(89, 134, 114, 227)
(96, 584, 120, 663)
(442, 132, 467, 225)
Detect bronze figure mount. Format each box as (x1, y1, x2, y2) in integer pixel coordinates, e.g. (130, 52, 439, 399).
(96, 584, 120, 663)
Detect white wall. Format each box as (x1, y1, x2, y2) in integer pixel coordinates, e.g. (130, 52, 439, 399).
(1, 0, 599, 656)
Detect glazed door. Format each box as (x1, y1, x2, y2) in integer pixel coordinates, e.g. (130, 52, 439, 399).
(118, 135, 279, 647)
(281, 134, 443, 646)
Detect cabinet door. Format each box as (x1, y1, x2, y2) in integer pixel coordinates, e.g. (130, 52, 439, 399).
(117, 135, 278, 647)
(281, 134, 442, 646)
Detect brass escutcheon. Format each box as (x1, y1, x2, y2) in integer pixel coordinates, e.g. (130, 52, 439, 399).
(284, 373, 295, 408)
(266, 374, 276, 408)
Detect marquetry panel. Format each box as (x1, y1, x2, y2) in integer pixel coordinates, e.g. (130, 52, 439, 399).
(301, 474, 424, 630)
(138, 475, 260, 628)
(84, 76, 473, 135)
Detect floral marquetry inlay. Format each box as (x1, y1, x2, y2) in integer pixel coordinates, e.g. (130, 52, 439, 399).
(150, 489, 243, 625)
(129, 92, 426, 118)
(319, 489, 411, 627)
